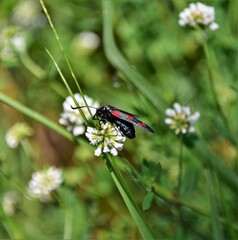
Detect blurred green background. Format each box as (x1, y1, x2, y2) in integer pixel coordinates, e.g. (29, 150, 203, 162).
(0, 0, 238, 239)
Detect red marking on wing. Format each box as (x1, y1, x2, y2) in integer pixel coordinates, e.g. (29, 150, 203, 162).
(110, 107, 154, 133)
(127, 115, 134, 120)
(111, 110, 121, 117)
(138, 122, 147, 127)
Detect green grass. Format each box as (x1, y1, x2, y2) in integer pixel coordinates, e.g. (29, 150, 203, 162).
(0, 0, 238, 239)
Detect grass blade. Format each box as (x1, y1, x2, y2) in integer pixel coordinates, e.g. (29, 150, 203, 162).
(102, 0, 167, 112)
(0, 92, 74, 142)
(104, 155, 156, 240)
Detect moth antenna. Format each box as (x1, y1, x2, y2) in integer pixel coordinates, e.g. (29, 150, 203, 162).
(71, 105, 98, 110)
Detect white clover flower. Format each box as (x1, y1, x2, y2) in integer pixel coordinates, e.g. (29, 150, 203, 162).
(165, 103, 200, 135)
(5, 122, 33, 148)
(28, 167, 63, 202)
(0, 28, 26, 61)
(178, 2, 219, 31)
(85, 122, 126, 156)
(59, 93, 99, 136)
(12, 0, 46, 28)
(11, 33, 26, 53)
(75, 31, 100, 50)
(1, 191, 20, 216)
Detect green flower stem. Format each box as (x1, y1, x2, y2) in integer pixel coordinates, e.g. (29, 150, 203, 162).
(19, 52, 46, 80)
(0, 206, 24, 239)
(177, 135, 184, 194)
(102, 0, 167, 113)
(45, 48, 89, 126)
(39, 0, 94, 120)
(103, 154, 156, 240)
(205, 168, 223, 239)
(176, 135, 185, 237)
(63, 210, 73, 240)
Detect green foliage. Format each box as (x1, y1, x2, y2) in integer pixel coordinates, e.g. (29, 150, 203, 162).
(0, 0, 238, 239)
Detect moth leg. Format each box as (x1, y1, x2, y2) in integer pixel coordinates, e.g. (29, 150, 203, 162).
(99, 119, 107, 126)
(92, 114, 98, 120)
(112, 124, 124, 137)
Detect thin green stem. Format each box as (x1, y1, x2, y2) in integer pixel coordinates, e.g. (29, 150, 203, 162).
(205, 168, 223, 239)
(19, 52, 46, 80)
(45, 48, 89, 125)
(0, 92, 83, 145)
(176, 135, 185, 238)
(39, 0, 94, 120)
(0, 206, 23, 239)
(103, 154, 156, 240)
(177, 135, 184, 195)
(63, 210, 73, 240)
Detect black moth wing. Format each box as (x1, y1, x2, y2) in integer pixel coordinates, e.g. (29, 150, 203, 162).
(106, 105, 139, 117)
(93, 105, 136, 138)
(108, 105, 154, 133)
(113, 117, 135, 139)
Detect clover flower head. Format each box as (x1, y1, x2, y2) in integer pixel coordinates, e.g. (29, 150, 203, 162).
(75, 31, 100, 50)
(28, 167, 63, 202)
(1, 191, 20, 216)
(59, 93, 99, 136)
(12, 0, 46, 28)
(0, 27, 26, 61)
(5, 122, 33, 148)
(85, 122, 126, 156)
(178, 2, 219, 31)
(165, 102, 200, 135)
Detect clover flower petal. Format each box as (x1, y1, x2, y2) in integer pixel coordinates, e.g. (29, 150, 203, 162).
(1, 191, 20, 216)
(178, 2, 219, 31)
(28, 167, 63, 202)
(59, 93, 99, 136)
(5, 122, 33, 148)
(75, 31, 100, 50)
(165, 102, 200, 135)
(85, 122, 126, 156)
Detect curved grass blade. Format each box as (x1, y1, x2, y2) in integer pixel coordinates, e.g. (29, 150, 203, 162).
(102, 0, 167, 113)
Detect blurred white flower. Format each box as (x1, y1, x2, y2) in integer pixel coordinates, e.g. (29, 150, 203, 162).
(178, 2, 219, 31)
(0, 28, 26, 61)
(165, 103, 200, 135)
(85, 122, 126, 156)
(12, 0, 46, 28)
(11, 33, 26, 52)
(74, 31, 100, 50)
(1, 191, 20, 216)
(28, 167, 63, 202)
(5, 122, 33, 148)
(59, 93, 99, 136)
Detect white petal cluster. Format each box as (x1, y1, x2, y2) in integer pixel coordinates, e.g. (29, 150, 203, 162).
(85, 122, 126, 156)
(179, 2, 219, 31)
(0, 29, 26, 61)
(1, 191, 20, 216)
(28, 167, 63, 202)
(75, 31, 100, 50)
(5, 122, 33, 148)
(59, 93, 99, 136)
(165, 103, 200, 135)
(12, 0, 46, 28)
